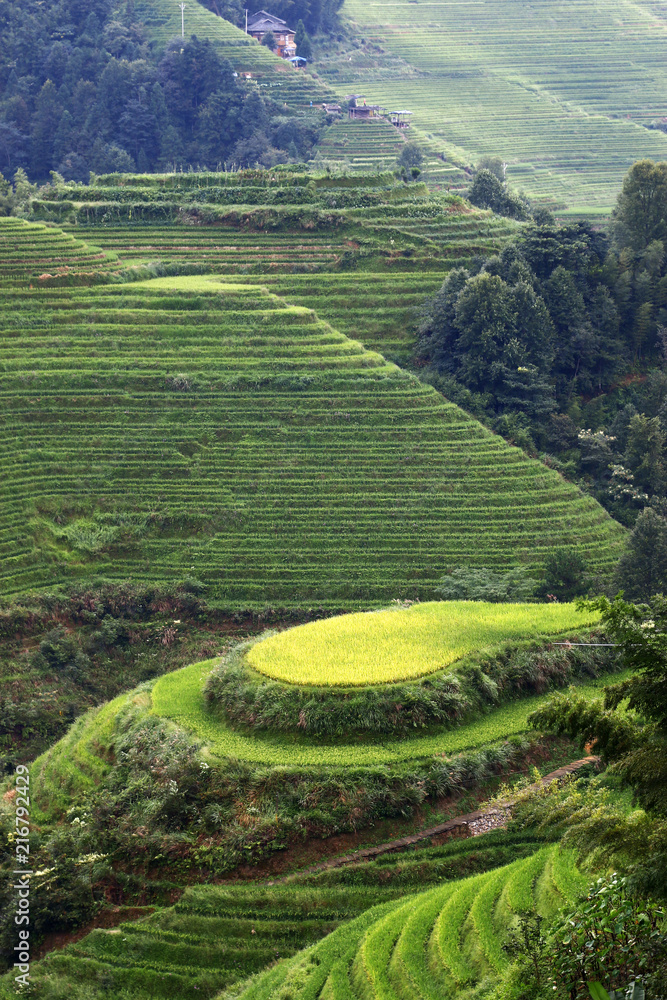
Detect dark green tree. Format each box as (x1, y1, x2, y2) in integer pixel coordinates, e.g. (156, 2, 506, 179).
(468, 167, 505, 210)
(118, 100, 159, 162)
(612, 159, 667, 252)
(297, 31, 312, 59)
(261, 30, 277, 48)
(29, 79, 62, 176)
(624, 413, 666, 494)
(615, 507, 667, 599)
(468, 168, 529, 219)
(397, 141, 423, 170)
(294, 18, 306, 48)
(539, 547, 588, 600)
(476, 155, 505, 182)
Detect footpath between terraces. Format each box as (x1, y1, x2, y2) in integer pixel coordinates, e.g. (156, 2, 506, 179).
(271, 756, 599, 883)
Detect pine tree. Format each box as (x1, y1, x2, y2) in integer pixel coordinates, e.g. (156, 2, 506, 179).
(615, 507, 667, 599)
(297, 32, 313, 59)
(294, 19, 306, 49)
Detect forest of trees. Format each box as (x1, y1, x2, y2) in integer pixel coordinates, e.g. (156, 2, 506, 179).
(0, 0, 326, 180)
(417, 161, 667, 533)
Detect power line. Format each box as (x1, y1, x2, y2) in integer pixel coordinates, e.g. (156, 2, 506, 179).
(551, 642, 619, 646)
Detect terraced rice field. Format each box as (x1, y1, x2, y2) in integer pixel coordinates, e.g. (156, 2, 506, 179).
(317, 119, 408, 171)
(317, 118, 464, 186)
(77, 209, 513, 266)
(74, 228, 513, 364)
(211, 846, 588, 1000)
(0, 832, 556, 1000)
(29, 658, 623, 809)
(55, 171, 517, 363)
(0, 218, 118, 283)
(0, 247, 626, 602)
(149, 660, 625, 766)
(246, 601, 599, 686)
(231, 272, 447, 362)
(321, 0, 667, 207)
(73, 228, 351, 272)
(0, 885, 406, 1000)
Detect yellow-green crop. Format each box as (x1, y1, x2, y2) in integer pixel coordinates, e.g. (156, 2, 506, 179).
(246, 601, 599, 686)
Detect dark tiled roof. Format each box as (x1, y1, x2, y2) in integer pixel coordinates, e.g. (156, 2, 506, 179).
(247, 10, 293, 32)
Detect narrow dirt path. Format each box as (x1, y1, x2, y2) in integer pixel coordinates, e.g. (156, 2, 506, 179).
(272, 756, 599, 883)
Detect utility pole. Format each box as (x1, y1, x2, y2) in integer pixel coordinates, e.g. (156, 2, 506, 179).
(245, 8, 248, 32)
(179, 2, 186, 38)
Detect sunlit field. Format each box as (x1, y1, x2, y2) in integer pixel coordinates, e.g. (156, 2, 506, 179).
(246, 601, 599, 686)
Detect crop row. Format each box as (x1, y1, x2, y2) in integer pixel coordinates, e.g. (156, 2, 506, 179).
(230, 846, 588, 1000)
(0, 272, 626, 600)
(0, 823, 556, 1000)
(326, 0, 667, 206)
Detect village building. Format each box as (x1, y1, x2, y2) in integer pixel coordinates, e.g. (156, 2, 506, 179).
(348, 103, 384, 120)
(345, 95, 385, 120)
(388, 110, 413, 129)
(246, 10, 297, 58)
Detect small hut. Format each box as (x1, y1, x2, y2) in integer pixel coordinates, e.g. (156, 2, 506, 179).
(388, 110, 413, 129)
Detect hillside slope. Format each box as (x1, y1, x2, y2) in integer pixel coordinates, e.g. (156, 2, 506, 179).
(134, 0, 332, 107)
(0, 233, 626, 603)
(314, 0, 667, 207)
(0, 830, 562, 1000)
(207, 846, 587, 1000)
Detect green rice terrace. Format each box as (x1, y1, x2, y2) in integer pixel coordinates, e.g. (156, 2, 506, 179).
(1, 578, 633, 998)
(30, 630, 617, 808)
(314, 0, 667, 207)
(0, 210, 626, 603)
(0, 839, 589, 1000)
(221, 844, 589, 1000)
(37, 170, 519, 368)
(3, 0, 667, 988)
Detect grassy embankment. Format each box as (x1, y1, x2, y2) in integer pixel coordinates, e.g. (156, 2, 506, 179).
(31, 651, 621, 819)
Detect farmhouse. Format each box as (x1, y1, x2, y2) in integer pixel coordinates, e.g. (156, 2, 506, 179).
(345, 95, 385, 120)
(246, 10, 297, 58)
(349, 104, 384, 120)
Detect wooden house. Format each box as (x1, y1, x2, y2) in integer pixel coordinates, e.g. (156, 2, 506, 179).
(348, 104, 383, 120)
(246, 11, 297, 58)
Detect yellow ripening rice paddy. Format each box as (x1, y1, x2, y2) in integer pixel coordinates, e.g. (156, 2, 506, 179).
(246, 600, 598, 686)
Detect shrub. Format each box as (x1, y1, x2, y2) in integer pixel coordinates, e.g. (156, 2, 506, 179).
(538, 548, 589, 600)
(436, 566, 537, 602)
(551, 874, 666, 999)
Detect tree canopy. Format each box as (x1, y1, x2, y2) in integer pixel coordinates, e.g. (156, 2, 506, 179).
(0, 5, 326, 180)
